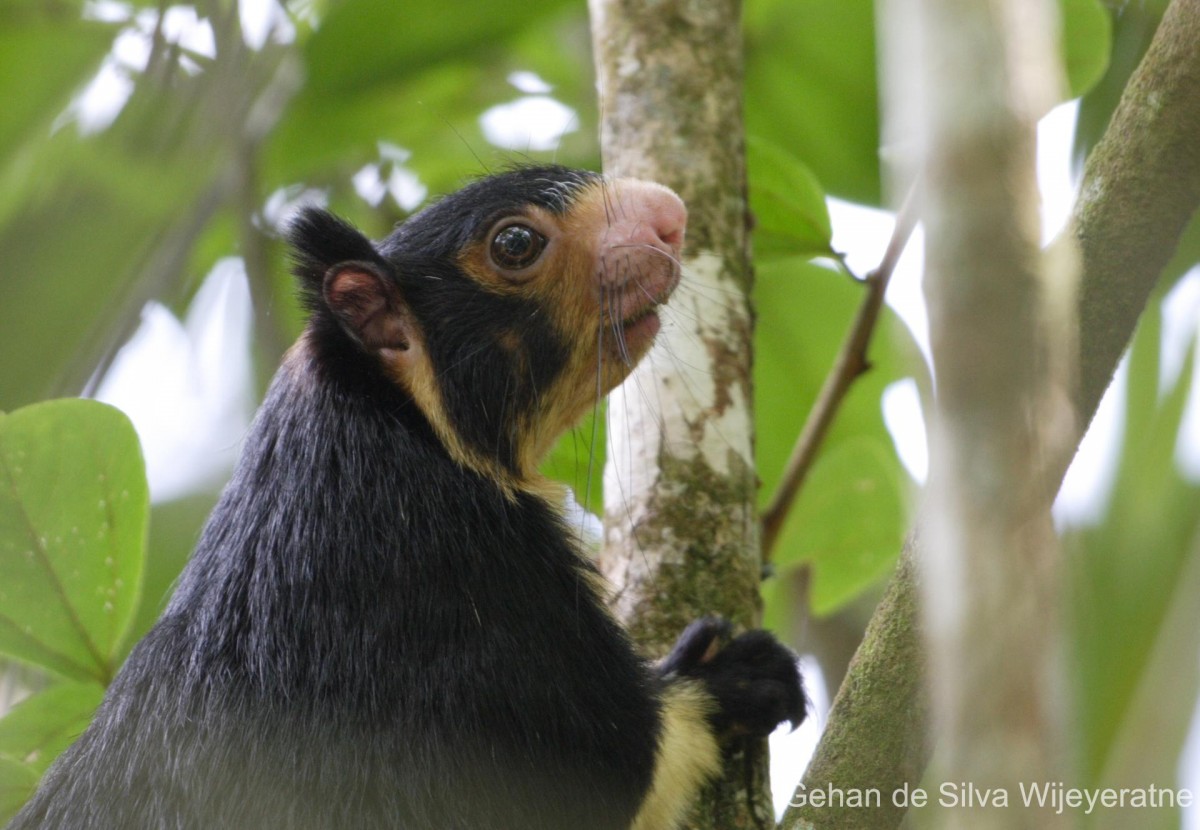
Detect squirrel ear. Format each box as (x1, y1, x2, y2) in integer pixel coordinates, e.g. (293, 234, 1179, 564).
(289, 207, 383, 303)
(324, 262, 417, 354)
(287, 207, 422, 362)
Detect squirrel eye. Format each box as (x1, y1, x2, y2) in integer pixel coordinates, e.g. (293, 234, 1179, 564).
(490, 224, 546, 270)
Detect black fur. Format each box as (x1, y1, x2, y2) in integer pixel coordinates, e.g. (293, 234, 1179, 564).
(377, 170, 595, 472)
(660, 617, 806, 739)
(9, 167, 802, 830)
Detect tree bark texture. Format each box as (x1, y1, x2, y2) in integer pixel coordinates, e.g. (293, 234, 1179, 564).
(780, 536, 926, 830)
(1073, 0, 1200, 425)
(782, 2, 1200, 828)
(588, 0, 769, 827)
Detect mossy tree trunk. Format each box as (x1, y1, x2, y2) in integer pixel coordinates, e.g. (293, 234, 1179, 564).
(588, 0, 771, 827)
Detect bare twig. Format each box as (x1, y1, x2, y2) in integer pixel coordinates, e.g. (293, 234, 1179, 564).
(761, 186, 919, 561)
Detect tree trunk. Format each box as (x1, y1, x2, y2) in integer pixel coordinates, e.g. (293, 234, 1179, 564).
(588, 0, 770, 826)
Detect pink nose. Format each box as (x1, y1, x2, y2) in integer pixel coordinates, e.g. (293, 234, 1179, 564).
(607, 181, 687, 259)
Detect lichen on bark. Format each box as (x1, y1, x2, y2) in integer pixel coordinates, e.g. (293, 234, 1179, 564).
(589, 0, 773, 826)
(604, 449, 760, 649)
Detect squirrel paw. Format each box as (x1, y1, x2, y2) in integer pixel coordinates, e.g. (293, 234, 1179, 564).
(660, 616, 807, 739)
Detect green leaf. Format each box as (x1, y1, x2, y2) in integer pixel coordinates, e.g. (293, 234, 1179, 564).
(541, 406, 606, 517)
(1060, 0, 1112, 98)
(744, 0, 881, 204)
(747, 136, 834, 260)
(272, 0, 581, 187)
(268, 62, 489, 194)
(0, 400, 148, 683)
(755, 261, 922, 614)
(301, 0, 574, 97)
(761, 566, 804, 642)
(773, 438, 906, 616)
(0, 757, 39, 826)
(0, 681, 103, 774)
(742, 0, 1110, 206)
(0, 183, 163, 410)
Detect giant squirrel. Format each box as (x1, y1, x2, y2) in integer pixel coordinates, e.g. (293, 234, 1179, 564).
(10, 166, 805, 829)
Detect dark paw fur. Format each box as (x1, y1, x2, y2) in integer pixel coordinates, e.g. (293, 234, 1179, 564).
(660, 617, 806, 739)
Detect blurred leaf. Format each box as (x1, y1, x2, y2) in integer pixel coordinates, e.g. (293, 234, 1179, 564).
(745, 0, 1108, 206)
(1074, 0, 1167, 162)
(541, 407, 606, 517)
(1070, 308, 1200, 824)
(0, 400, 148, 683)
(745, 0, 880, 204)
(1060, 0, 1112, 98)
(269, 62, 493, 200)
(0, 757, 38, 826)
(3, 134, 231, 412)
(761, 565, 803, 642)
(271, 0, 583, 194)
(0, 18, 111, 164)
(755, 261, 922, 614)
(0, 179, 165, 410)
(0, 681, 103, 774)
(504, 8, 599, 164)
(747, 136, 834, 260)
(0, 8, 295, 408)
(301, 0, 575, 97)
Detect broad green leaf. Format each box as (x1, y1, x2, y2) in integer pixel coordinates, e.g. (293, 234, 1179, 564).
(747, 136, 834, 260)
(0, 400, 148, 683)
(772, 438, 906, 616)
(1060, 0, 1112, 98)
(755, 261, 922, 615)
(0, 681, 103, 774)
(0, 757, 38, 825)
(1070, 308, 1200, 823)
(745, 0, 881, 204)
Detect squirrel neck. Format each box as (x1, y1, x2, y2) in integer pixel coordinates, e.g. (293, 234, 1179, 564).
(162, 332, 574, 701)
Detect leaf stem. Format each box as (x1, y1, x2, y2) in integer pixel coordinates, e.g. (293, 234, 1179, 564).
(760, 186, 919, 562)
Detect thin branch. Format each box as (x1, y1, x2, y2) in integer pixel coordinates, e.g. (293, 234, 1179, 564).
(761, 186, 918, 561)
